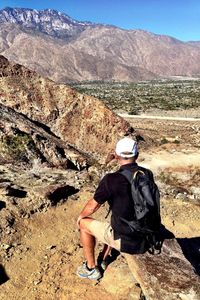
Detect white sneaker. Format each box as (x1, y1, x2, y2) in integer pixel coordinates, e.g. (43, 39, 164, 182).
(76, 262, 102, 280)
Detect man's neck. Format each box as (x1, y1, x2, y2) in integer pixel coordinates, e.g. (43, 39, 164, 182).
(119, 159, 136, 166)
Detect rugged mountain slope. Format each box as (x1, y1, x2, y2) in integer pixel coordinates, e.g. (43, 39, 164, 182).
(0, 7, 200, 82)
(0, 23, 155, 83)
(0, 7, 97, 40)
(66, 27, 200, 77)
(0, 55, 133, 166)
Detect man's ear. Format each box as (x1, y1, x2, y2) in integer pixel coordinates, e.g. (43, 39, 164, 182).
(114, 152, 120, 160)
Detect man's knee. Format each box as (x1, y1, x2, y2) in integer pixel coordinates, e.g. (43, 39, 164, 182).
(79, 217, 95, 232)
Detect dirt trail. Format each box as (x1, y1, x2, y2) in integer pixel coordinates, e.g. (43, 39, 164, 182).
(119, 114, 200, 122)
(139, 149, 200, 172)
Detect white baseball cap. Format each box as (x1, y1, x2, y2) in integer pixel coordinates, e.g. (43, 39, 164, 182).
(115, 137, 138, 158)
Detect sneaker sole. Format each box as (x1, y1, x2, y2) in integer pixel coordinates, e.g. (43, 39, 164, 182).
(76, 270, 102, 280)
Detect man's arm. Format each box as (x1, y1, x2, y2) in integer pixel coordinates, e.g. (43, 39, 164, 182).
(77, 198, 101, 227)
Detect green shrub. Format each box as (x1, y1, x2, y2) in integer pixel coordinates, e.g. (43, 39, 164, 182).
(70, 80, 200, 112)
(157, 171, 179, 185)
(0, 134, 32, 161)
(173, 139, 180, 144)
(160, 138, 169, 144)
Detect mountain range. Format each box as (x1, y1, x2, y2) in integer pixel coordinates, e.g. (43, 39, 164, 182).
(0, 7, 101, 40)
(0, 7, 200, 82)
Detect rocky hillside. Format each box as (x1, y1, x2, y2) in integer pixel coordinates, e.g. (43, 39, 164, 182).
(0, 7, 200, 82)
(0, 120, 200, 300)
(0, 55, 134, 167)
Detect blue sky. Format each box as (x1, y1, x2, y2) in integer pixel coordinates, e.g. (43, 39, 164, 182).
(0, 0, 200, 41)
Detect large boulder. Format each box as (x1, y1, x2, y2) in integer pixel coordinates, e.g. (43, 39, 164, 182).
(125, 234, 200, 300)
(0, 103, 88, 169)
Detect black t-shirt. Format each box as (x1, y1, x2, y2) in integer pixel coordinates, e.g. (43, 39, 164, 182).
(94, 162, 154, 254)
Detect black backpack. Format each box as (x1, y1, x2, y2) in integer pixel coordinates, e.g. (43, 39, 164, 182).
(119, 168, 162, 253)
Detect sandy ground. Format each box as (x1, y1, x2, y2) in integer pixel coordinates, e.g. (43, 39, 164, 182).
(0, 118, 200, 300)
(0, 191, 141, 300)
(139, 149, 200, 172)
(0, 187, 199, 300)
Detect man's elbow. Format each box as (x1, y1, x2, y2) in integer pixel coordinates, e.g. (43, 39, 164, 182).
(88, 198, 101, 210)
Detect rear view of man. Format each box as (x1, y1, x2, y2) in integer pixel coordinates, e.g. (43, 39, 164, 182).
(77, 137, 161, 280)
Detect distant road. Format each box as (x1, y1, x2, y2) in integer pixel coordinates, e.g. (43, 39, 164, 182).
(118, 114, 200, 122)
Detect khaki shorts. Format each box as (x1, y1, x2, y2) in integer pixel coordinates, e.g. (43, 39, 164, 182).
(88, 220, 121, 251)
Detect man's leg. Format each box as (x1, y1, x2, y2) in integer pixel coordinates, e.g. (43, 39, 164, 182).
(78, 219, 120, 272)
(79, 217, 96, 268)
(101, 244, 112, 260)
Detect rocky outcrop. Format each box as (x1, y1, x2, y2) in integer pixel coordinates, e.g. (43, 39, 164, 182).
(0, 55, 133, 166)
(0, 162, 87, 245)
(125, 235, 200, 300)
(0, 103, 88, 169)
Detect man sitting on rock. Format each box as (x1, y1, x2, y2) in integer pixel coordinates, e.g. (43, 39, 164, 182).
(77, 137, 160, 280)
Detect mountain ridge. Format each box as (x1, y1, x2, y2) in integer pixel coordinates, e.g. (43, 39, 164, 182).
(0, 7, 200, 82)
(0, 7, 112, 40)
(0, 7, 91, 40)
(0, 7, 198, 43)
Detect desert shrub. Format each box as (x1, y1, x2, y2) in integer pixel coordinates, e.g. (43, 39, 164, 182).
(0, 134, 32, 162)
(173, 139, 180, 144)
(128, 109, 139, 115)
(160, 138, 169, 144)
(157, 171, 179, 185)
(70, 80, 200, 112)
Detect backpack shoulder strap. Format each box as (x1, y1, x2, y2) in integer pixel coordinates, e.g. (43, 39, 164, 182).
(119, 168, 145, 183)
(119, 169, 133, 182)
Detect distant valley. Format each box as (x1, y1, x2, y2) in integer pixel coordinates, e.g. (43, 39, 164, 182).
(0, 7, 200, 83)
(71, 79, 200, 116)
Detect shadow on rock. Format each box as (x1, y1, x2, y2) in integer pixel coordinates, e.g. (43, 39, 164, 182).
(97, 248, 121, 276)
(0, 200, 6, 210)
(177, 237, 200, 276)
(161, 226, 200, 276)
(0, 265, 9, 285)
(6, 186, 27, 198)
(160, 225, 175, 240)
(47, 185, 79, 205)
(159, 226, 200, 276)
